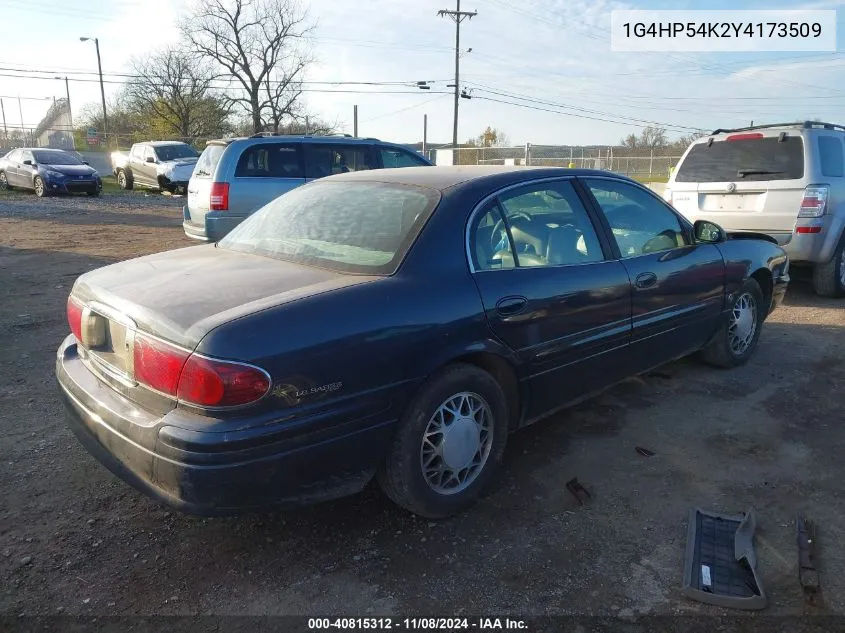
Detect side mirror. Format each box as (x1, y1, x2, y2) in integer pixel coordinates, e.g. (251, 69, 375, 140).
(694, 220, 726, 244)
(83, 161, 90, 165)
(145, 156, 156, 164)
(22, 160, 32, 166)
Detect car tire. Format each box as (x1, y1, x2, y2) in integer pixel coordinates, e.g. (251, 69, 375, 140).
(33, 176, 47, 198)
(117, 170, 133, 190)
(701, 278, 765, 369)
(811, 234, 845, 298)
(377, 363, 509, 519)
(0, 171, 10, 191)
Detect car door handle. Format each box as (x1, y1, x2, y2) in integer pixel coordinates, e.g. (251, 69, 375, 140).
(635, 272, 658, 289)
(496, 296, 528, 316)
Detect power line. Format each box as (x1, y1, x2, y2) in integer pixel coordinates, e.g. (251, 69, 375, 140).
(362, 93, 451, 123)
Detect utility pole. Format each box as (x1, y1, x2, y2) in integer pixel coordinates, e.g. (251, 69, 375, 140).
(17, 96, 25, 145)
(438, 1, 476, 147)
(80, 37, 108, 145)
(1, 99, 7, 147)
(423, 114, 428, 156)
(353, 105, 358, 137)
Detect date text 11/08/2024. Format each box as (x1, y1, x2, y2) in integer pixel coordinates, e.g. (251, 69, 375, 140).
(307, 618, 528, 630)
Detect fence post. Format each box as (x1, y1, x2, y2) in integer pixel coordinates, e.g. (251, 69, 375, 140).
(524, 142, 531, 166)
(649, 149, 654, 178)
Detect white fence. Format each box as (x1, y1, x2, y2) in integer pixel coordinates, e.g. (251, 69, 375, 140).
(430, 145, 682, 180)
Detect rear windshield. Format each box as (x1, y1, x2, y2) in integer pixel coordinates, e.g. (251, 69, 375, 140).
(219, 181, 440, 274)
(193, 144, 226, 178)
(675, 136, 804, 182)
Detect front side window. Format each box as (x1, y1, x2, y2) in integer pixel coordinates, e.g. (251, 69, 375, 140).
(380, 148, 428, 168)
(235, 144, 303, 178)
(471, 203, 515, 270)
(584, 179, 689, 258)
(305, 145, 374, 179)
(143, 146, 157, 162)
(219, 181, 439, 274)
(156, 144, 199, 162)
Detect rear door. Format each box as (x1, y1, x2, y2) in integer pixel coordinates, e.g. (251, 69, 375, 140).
(669, 132, 806, 245)
(468, 178, 633, 421)
(582, 177, 725, 369)
(186, 142, 228, 229)
(227, 142, 305, 216)
(4, 150, 22, 187)
(304, 144, 376, 182)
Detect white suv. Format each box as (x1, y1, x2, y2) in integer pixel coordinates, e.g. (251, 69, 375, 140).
(665, 121, 845, 296)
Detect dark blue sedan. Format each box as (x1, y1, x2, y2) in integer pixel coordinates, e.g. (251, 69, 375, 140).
(57, 167, 789, 518)
(0, 148, 102, 197)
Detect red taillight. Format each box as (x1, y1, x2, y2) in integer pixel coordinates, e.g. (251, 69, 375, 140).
(132, 333, 270, 407)
(177, 355, 270, 407)
(67, 296, 83, 341)
(133, 335, 190, 396)
(796, 226, 822, 234)
(798, 185, 829, 218)
(209, 182, 229, 211)
(726, 133, 764, 142)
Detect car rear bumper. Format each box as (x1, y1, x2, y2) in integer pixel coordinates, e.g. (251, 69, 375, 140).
(785, 214, 845, 264)
(57, 335, 395, 515)
(182, 207, 246, 242)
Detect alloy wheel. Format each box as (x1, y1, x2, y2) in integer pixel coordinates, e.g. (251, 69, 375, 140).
(420, 391, 493, 495)
(118, 172, 126, 188)
(34, 178, 44, 197)
(0, 173, 7, 190)
(728, 292, 757, 355)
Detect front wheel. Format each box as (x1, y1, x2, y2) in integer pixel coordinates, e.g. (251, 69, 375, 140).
(378, 363, 509, 518)
(117, 169, 133, 190)
(811, 236, 845, 298)
(701, 278, 765, 368)
(33, 176, 47, 198)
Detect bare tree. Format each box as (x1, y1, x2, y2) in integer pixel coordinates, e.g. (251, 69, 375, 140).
(639, 126, 668, 150)
(125, 47, 228, 141)
(182, 0, 312, 134)
(620, 133, 638, 149)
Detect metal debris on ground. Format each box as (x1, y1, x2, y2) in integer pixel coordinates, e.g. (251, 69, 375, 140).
(635, 446, 655, 457)
(565, 477, 591, 506)
(797, 516, 823, 607)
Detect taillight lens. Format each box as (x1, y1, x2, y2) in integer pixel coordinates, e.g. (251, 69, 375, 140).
(177, 355, 270, 407)
(798, 185, 829, 218)
(132, 333, 270, 407)
(67, 296, 83, 341)
(133, 334, 190, 396)
(209, 182, 229, 211)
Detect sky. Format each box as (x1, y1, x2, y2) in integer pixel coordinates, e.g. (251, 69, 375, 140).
(2, 0, 845, 146)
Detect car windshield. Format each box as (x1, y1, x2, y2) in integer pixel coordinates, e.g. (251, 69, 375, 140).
(219, 181, 440, 274)
(155, 144, 199, 161)
(32, 150, 82, 166)
(675, 136, 804, 182)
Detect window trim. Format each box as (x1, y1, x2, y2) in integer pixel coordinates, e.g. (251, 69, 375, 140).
(233, 142, 305, 180)
(576, 175, 695, 261)
(464, 175, 612, 274)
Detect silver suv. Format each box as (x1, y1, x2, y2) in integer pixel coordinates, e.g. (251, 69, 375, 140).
(665, 121, 845, 296)
(183, 134, 432, 242)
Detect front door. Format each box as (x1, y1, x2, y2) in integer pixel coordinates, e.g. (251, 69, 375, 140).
(580, 178, 725, 370)
(469, 178, 633, 422)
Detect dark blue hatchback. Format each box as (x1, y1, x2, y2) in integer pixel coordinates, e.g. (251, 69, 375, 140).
(57, 166, 789, 518)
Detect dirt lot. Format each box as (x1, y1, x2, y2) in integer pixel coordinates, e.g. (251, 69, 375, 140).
(0, 188, 843, 622)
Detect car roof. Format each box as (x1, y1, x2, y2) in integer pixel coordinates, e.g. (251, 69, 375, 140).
(209, 135, 406, 147)
(321, 165, 631, 191)
(145, 141, 190, 147)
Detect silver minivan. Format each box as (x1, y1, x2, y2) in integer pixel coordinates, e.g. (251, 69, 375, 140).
(183, 134, 432, 242)
(665, 121, 845, 296)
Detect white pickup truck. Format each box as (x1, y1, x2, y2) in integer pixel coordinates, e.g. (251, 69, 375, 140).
(111, 141, 199, 194)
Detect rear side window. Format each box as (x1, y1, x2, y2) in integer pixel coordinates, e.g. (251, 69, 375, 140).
(194, 144, 226, 178)
(675, 136, 804, 182)
(304, 145, 374, 179)
(235, 143, 303, 178)
(817, 136, 844, 177)
(380, 148, 428, 168)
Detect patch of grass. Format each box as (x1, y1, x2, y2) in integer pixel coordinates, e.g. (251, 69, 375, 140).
(101, 176, 122, 193)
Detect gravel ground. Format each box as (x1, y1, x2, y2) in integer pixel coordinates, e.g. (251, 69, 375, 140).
(0, 189, 843, 622)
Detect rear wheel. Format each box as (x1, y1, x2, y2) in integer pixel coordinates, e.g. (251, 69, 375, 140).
(117, 169, 133, 190)
(811, 236, 845, 297)
(33, 176, 47, 198)
(378, 363, 509, 518)
(0, 171, 9, 190)
(701, 278, 765, 368)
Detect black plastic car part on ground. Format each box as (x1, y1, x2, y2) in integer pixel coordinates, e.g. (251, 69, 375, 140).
(56, 166, 790, 518)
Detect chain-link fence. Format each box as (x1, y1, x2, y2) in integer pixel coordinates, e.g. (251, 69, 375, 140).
(427, 145, 683, 180)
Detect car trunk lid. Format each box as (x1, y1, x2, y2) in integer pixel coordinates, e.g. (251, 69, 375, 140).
(669, 134, 805, 240)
